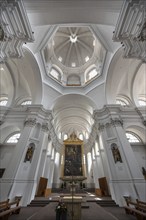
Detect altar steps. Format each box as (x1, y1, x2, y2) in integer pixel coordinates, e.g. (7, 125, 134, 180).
(28, 200, 118, 208)
(95, 200, 118, 207)
(28, 199, 50, 207)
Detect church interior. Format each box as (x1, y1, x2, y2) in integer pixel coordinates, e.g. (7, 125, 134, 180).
(0, 0, 146, 219)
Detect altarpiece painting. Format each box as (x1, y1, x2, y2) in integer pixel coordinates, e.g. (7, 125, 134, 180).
(60, 132, 86, 181)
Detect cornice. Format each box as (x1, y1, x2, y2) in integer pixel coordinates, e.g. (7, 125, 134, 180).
(0, 105, 53, 127)
(94, 105, 146, 121)
(98, 118, 123, 132)
(0, 0, 34, 62)
(24, 117, 37, 127)
(113, 0, 146, 62)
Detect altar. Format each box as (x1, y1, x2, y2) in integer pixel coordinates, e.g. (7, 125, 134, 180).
(60, 132, 87, 220)
(63, 196, 82, 220)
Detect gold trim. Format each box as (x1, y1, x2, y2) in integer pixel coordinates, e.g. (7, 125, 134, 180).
(60, 132, 86, 181)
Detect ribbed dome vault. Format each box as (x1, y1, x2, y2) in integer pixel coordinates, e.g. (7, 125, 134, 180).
(53, 26, 95, 68)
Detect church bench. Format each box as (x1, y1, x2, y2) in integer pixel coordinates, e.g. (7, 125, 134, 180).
(124, 197, 146, 212)
(124, 206, 146, 220)
(136, 200, 146, 212)
(0, 200, 10, 212)
(7, 200, 21, 214)
(0, 206, 21, 220)
(136, 200, 146, 206)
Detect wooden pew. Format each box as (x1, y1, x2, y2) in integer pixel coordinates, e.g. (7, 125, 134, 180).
(124, 197, 146, 220)
(124, 206, 146, 220)
(136, 200, 146, 212)
(8, 200, 21, 214)
(0, 200, 9, 213)
(0, 198, 21, 220)
(0, 206, 21, 220)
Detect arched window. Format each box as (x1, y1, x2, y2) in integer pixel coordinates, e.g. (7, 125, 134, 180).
(86, 68, 98, 82)
(6, 133, 21, 143)
(138, 99, 146, 106)
(0, 97, 8, 106)
(58, 132, 62, 139)
(85, 132, 89, 139)
(50, 68, 61, 81)
(0, 99, 8, 106)
(64, 134, 68, 140)
(126, 132, 141, 143)
(116, 98, 129, 106)
(79, 133, 83, 140)
(21, 100, 32, 105)
(116, 99, 127, 106)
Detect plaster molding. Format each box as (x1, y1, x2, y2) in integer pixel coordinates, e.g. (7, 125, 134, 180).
(42, 123, 49, 132)
(113, 0, 146, 62)
(0, 0, 34, 62)
(24, 118, 37, 127)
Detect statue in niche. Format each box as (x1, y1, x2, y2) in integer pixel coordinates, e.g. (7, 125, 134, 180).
(111, 143, 122, 163)
(142, 167, 146, 180)
(24, 143, 35, 162)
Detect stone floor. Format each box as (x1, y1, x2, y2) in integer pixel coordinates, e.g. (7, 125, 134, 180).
(9, 192, 136, 220)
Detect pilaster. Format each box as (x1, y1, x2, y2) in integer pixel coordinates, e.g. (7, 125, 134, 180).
(94, 109, 145, 205)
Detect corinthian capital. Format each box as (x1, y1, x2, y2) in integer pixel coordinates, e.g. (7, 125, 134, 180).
(42, 122, 49, 132)
(110, 118, 123, 127)
(98, 123, 105, 131)
(24, 118, 37, 127)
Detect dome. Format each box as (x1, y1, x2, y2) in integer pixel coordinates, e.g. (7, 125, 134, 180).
(53, 26, 95, 68)
(44, 25, 106, 86)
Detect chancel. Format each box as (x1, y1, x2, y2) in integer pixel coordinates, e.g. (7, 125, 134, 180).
(60, 132, 87, 220)
(0, 0, 146, 220)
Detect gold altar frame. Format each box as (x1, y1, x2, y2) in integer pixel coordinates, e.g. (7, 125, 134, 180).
(60, 133, 86, 181)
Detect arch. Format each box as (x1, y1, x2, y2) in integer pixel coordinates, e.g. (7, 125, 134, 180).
(105, 48, 141, 105)
(0, 63, 14, 107)
(0, 125, 21, 144)
(126, 132, 141, 143)
(132, 63, 146, 106)
(6, 47, 43, 105)
(5, 132, 21, 143)
(67, 74, 81, 86)
(52, 94, 97, 140)
(126, 125, 145, 143)
(116, 95, 131, 106)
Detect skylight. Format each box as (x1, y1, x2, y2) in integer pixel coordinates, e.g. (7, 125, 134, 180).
(85, 56, 89, 62)
(58, 56, 62, 62)
(87, 68, 98, 81)
(71, 62, 76, 67)
(70, 35, 77, 43)
(50, 68, 60, 80)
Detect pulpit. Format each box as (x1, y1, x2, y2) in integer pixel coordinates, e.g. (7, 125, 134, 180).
(63, 196, 82, 220)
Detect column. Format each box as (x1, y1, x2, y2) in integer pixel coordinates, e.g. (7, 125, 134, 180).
(37, 149, 47, 182)
(21, 122, 49, 205)
(47, 147, 55, 189)
(53, 152, 61, 188)
(96, 113, 144, 206)
(93, 141, 105, 196)
(0, 117, 37, 202)
(8, 120, 49, 206)
(85, 152, 94, 188)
